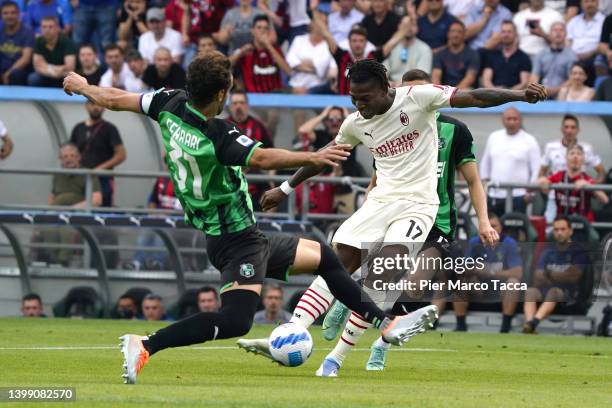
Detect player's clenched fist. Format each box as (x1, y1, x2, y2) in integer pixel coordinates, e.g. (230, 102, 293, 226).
(524, 83, 547, 104)
(260, 187, 287, 212)
(63, 72, 88, 96)
(309, 144, 352, 168)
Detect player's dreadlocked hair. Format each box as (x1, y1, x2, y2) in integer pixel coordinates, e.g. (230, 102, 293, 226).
(186, 51, 232, 107)
(401, 69, 431, 84)
(347, 59, 389, 91)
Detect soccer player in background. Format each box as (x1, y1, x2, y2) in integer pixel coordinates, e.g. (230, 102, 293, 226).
(239, 60, 546, 377)
(62, 51, 436, 385)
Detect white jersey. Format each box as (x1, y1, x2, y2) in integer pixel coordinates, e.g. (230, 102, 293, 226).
(335, 84, 457, 204)
(541, 140, 601, 174)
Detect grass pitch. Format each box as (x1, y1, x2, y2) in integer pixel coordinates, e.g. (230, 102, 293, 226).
(0, 318, 610, 408)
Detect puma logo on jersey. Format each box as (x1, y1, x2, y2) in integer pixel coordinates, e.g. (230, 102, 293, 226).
(364, 130, 374, 139)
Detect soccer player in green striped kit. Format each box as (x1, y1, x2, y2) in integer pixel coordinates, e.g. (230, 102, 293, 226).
(62, 51, 438, 384)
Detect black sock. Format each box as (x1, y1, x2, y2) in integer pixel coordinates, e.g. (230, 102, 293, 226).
(530, 317, 540, 328)
(500, 314, 513, 333)
(317, 244, 390, 329)
(142, 290, 259, 356)
(455, 315, 467, 331)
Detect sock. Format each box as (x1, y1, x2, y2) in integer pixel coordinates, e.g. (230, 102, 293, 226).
(328, 311, 372, 365)
(290, 276, 334, 329)
(455, 315, 467, 331)
(373, 336, 391, 350)
(500, 314, 513, 333)
(316, 244, 391, 329)
(142, 290, 259, 356)
(531, 317, 540, 328)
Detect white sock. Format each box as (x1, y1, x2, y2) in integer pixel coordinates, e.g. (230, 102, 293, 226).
(373, 336, 391, 350)
(290, 276, 334, 329)
(327, 311, 372, 365)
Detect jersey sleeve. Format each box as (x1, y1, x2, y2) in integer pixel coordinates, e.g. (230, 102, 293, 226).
(334, 116, 360, 148)
(140, 88, 182, 121)
(409, 84, 457, 111)
(452, 121, 476, 166)
(211, 120, 263, 166)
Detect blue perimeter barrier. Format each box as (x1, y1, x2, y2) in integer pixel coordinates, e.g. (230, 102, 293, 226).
(2, 86, 612, 114)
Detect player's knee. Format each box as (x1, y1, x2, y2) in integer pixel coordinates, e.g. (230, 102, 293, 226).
(217, 289, 259, 338)
(220, 307, 254, 337)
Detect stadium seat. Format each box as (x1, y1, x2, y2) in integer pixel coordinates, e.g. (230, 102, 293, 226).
(53, 286, 105, 318)
(167, 288, 199, 320)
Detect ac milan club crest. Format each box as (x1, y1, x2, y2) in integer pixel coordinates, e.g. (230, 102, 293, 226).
(399, 111, 409, 126)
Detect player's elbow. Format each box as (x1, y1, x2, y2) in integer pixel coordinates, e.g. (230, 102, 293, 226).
(248, 149, 274, 170)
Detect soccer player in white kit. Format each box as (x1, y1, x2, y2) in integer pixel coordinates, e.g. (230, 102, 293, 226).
(238, 60, 547, 376)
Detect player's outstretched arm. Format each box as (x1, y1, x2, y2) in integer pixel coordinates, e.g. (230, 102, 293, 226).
(63, 72, 142, 113)
(451, 83, 547, 108)
(248, 143, 351, 171)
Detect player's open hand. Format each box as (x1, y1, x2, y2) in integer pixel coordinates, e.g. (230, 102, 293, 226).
(63, 72, 88, 96)
(260, 187, 287, 212)
(311, 144, 352, 168)
(524, 83, 547, 103)
(479, 221, 499, 248)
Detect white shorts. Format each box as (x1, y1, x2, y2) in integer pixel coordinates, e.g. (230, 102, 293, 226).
(332, 198, 437, 251)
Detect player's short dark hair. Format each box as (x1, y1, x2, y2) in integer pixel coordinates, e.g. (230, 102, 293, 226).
(1, 1, 19, 11)
(231, 90, 249, 103)
(348, 25, 367, 39)
(104, 43, 123, 55)
(186, 51, 232, 107)
(563, 114, 579, 127)
(22, 293, 42, 304)
(198, 286, 219, 299)
(401, 69, 432, 84)
(487, 211, 500, 222)
(553, 215, 571, 228)
(252, 14, 269, 27)
(347, 59, 389, 91)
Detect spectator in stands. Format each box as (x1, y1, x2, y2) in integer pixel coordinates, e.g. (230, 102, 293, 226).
(285, 0, 311, 45)
(70, 101, 126, 207)
(523, 216, 587, 334)
(360, 0, 402, 47)
(99, 44, 144, 92)
(181, 0, 234, 67)
(567, 0, 605, 67)
(383, 16, 432, 86)
(480, 107, 541, 215)
(595, 50, 612, 100)
(313, 12, 407, 94)
(432, 21, 480, 89)
(513, 0, 563, 58)
(253, 283, 292, 324)
(116, 294, 138, 319)
(164, 0, 187, 33)
(26, 0, 70, 34)
(481, 20, 532, 89)
(71, 0, 116, 50)
(28, 16, 76, 87)
(215, 0, 269, 55)
(142, 294, 171, 321)
(286, 18, 336, 95)
(0, 119, 13, 160)
(598, 12, 612, 59)
(76, 44, 102, 86)
(454, 212, 523, 333)
(21, 293, 45, 317)
(328, 0, 364, 44)
(0, 1, 34, 85)
(197, 34, 217, 57)
(49, 143, 102, 208)
(538, 144, 609, 221)
(556, 62, 595, 101)
(465, 0, 513, 50)
(142, 47, 186, 90)
(138, 7, 184, 65)
(530, 21, 577, 98)
(118, 0, 148, 50)
(126, 49, 147, 83)
(417, 0, 458, 52)
(230, 15, 290, 93)
(197, 286, 220, 313)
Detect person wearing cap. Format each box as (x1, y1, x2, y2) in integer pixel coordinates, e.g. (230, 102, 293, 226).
(138, 7, 183, 65)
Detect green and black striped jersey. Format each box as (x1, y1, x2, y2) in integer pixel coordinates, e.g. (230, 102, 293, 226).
(435, 113, 476, 238)
(141, 88, 262, 236)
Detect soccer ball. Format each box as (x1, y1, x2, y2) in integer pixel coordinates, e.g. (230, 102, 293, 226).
(268, 323, 313, 367)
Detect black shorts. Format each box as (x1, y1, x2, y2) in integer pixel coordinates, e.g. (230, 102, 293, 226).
(422, 226, 453, 257)
(206, 226, 300, 289)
